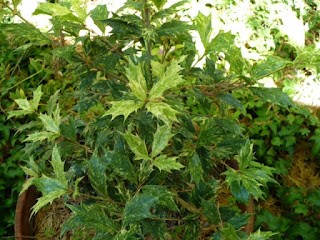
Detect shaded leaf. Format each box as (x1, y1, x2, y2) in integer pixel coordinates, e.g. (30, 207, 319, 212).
(189, 152, 203, 185)
(88, 156, 108, 196)
(156, 20, 192, 38)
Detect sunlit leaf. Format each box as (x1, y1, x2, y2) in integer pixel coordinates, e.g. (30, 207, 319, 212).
(125, 59, 147, 101)
(149, 58, 185, 99)
(123, 132, 149, 160)
(151, 0, 166, 9)
(146, 101, 179, 125)
(24, 131, 59, 142)
(153, 155, 184, 173)
(103, 100, 144, 120)
(39, 113, 60, 134)
(51, 145, 67, 184)
(151, 124, 173, 157)
(31, 85, 43, 110)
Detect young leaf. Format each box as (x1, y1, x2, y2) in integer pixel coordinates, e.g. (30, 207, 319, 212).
(31, 85, 43, 110)
(51, 145, 67, 184)
(125, 59, 147, 101)
(149, 58, 185, 100)
(32, 176, 68, 215)
(24, 131, 59, 142)
(153, 155, 184, 173)
(14, 99, 32, 111)
(146, 101, 179, 125)
(39, 113, 60, 134)
(151, 124, 173, 157)
(123, 132, 149, 160)
(103, 100, 144, 120)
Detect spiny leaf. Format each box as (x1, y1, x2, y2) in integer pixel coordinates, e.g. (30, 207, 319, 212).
(151, 124, 173, 157)
(34, 2, 81, 22)
(24, 131, 59, 142)
(156, 20, 192, 38)
(209, 31, 235, 53)
(149, 58, 185, 99)
(189, 152, 203, 185)
(14, 99, 32, 111)
(146, 101, 179, 125)
(7, 109, 34, 119)
(103, 100, 144, 120)
(153, 155, 184, 173)
(251, 56, 290, 80)
(125, 59, 147, 101)
(151, 0, 167, 9)
(123, 194, 157, 226)
(62, 204, 117, 236)
(194, 12, 212, 49)
(88, 155, 108, 197)
(142, 185, 178, 211)
(39, 113, 60, 133)
(250, 87, 294, 107)
(47, 90, 60, 115)
(31, 85, 43, 110)
(51, 145, 67, 184)
(123, 132, 149, 160)
(90, 4, 109, 32)
(32, 176, 68, 215)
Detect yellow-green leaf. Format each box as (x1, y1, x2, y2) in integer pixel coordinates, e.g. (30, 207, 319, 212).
(149, 58, 185, 100)
(126, 59, 148, 101)
(123, 132, 149, 160)
(103, 100, 144, 120)
(151, 124, 173, 157)
(146, 102, 179, 125)
(153, 155, 184, 173)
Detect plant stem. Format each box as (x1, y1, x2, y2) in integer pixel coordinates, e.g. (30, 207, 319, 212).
(143, 0, 152, 87)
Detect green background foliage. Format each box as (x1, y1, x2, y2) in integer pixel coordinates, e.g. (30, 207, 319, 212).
(1, 0, 320, 239)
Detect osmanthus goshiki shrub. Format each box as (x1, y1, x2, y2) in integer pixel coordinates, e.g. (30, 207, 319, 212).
(7, 0, 296, 239)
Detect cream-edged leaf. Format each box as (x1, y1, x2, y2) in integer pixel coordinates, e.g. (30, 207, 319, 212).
(123, 132, 149, 160)
(149, 58, 185, 99)
(146, 101, 179, 125)
(153, 155, 184, 173)
(103, 100, 144, 120)
(126, 59, 148, 101)
(151, 124, 173, 157)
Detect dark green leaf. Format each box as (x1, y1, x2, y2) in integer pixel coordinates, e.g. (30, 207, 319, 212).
(87, 156, 108, 196)
(156, 20, 192, 38)
(250, 87, 294, 107)
(251, 56, 290, 80)
(151, 0, 167, 9)
(230, 181, 250, 203)
(90, 5, 109, 32)
(217, 93, 244, 112)
(189, 152, 203, 185)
